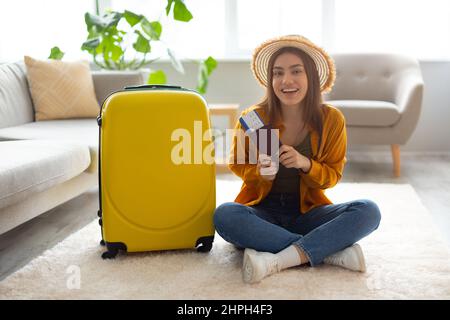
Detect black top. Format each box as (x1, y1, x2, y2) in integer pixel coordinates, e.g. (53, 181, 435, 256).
(269, 132, 312, 195)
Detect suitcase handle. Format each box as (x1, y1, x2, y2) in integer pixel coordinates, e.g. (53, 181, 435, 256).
(124, 84, 185, 90)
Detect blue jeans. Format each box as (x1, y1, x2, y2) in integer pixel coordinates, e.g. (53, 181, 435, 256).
(213, 193, 381, 266)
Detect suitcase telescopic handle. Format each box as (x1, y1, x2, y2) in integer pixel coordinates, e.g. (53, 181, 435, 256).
(124, 84, 185, 90)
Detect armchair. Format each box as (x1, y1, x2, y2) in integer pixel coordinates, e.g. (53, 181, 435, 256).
(324, 53, 424, 177)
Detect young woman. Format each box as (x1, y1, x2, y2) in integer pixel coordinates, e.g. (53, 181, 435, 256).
(214, 35, 381, 284)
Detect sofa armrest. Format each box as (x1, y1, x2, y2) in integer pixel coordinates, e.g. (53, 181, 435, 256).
(392, 69, 424, 142)
(394, 69, 424, 114)
(91, 71, 144, 106)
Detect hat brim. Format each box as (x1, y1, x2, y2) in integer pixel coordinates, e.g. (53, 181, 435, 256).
(251, 35, 335, 93)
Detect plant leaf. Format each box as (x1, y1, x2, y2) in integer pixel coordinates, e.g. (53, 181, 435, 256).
(203, 56, 218, 75)
(104, 12, 123, 29)
(109, 44, 123, 62)
(124, 10, 142, 27)
(99, 35, 121, 64)
(147, 70, 167, 84)
(167, 48, 184, 73)
(84, 11, 122, 32)
(150, 21, 162, 39)
(141, 18, 162, 40)
(166, 0, 174, 16)
(48, 46, 64, 60)
(85, 12, 105, 31)
(81, 38, 100, 53)
(196, 56, 218, 94)
(173, 0, 193, 22)
(133, 30, 151, 54)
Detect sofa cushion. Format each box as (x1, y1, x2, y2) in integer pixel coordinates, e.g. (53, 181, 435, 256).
(0, 140, 91, 210)
(0, 119, 98, 172)
(24, 56, 100, 121)
(327, 100, 401, 127)
(0, 62, 34, 129)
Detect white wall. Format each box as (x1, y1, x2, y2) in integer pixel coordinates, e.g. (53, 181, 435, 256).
(147, 59, 450, 152)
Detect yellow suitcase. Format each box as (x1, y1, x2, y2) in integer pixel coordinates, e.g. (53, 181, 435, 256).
(97, 85, 216, 259)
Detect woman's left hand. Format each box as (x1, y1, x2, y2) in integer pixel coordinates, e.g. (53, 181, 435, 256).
(279, 145, 311, 172)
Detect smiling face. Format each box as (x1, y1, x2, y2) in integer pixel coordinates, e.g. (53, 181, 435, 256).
(260, 47, 323, 133)
(272, 52, 308, 108)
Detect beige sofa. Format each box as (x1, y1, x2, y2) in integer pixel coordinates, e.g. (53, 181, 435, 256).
(0, 62, 144, 235)
(325, 53, 424, 177)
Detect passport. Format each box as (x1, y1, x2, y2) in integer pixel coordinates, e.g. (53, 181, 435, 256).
(238, 110, 281, 157)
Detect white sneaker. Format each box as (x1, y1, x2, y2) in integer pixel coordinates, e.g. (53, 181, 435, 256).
(242, 248, 281, 283)
(323, 244, 366, 272)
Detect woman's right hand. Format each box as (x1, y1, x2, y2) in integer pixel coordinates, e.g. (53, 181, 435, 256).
(257, 154, 278, 181)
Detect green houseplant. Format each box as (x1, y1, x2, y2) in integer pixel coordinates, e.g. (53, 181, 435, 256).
(51, 0, 217, 94)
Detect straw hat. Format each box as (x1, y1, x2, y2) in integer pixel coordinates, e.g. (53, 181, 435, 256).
(251, 35, 336, 93)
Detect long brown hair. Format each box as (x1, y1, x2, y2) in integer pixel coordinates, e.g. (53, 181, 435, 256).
(258, 47, 324, 137)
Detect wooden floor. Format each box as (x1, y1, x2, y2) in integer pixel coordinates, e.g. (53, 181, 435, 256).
(1, 152, 449, 281)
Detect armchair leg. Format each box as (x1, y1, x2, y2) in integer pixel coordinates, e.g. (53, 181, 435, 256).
(391, 144, 401, 177)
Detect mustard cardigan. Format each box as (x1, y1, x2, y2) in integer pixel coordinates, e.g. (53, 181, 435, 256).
(228, 104, 347, 214)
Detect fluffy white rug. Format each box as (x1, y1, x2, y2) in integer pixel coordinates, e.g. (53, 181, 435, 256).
(1, 181, 450, 300)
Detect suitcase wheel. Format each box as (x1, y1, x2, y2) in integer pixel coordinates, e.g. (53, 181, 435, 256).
(100, 239, 105, 246)
(196, 236, 214, 253)
(101, 242, 127, 259)
(101, 249, 118, 259)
